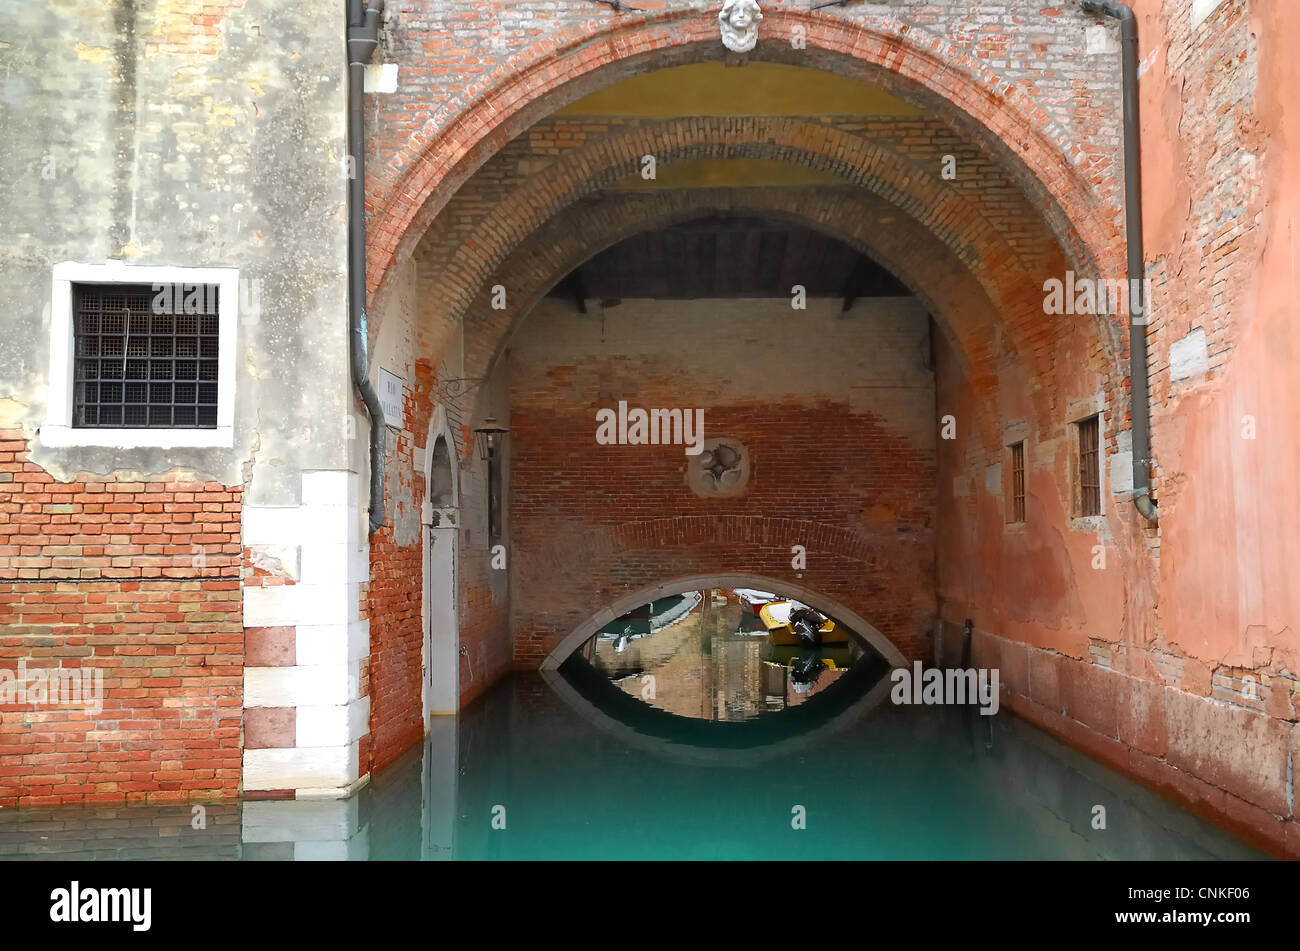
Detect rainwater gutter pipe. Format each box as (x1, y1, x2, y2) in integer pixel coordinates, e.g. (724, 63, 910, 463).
(347, 0, 387, 534)
(1081, 0, 1158, 524)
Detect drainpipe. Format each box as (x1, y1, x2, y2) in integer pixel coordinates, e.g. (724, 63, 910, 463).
(1081, 0, 1157, 524)
(347, 0, 387, 534)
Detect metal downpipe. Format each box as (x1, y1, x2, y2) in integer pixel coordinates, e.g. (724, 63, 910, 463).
(1082, 0, 1158, 523)
(347, 0, 386, 535)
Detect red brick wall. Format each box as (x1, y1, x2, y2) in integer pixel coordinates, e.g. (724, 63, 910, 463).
(390, 111, 1075, 361)
(458, 580, 511, 706)
(506, 298, 937, 666)
(364, 4, 1125, 300)
(363, 439, 427, 776)
(362, 331, 511, 770)
(366, 1, 1131, 714)
(358, 322, 430, 772)
(447, 368, 513, 708)
(0, 430, 242, 807)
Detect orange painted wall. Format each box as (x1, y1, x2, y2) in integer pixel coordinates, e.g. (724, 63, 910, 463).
(1135, 0, 1300, 676)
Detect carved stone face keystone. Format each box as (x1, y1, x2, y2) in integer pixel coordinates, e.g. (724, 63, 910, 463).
(719, 0, 763, 54)
(687, 436, 751, 498)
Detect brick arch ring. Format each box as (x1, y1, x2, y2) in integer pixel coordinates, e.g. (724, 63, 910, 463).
(450, 188, 1108, 451)
(367, 7, 1123, 303)
(539, 572, 909, 671)
(407, 115, 1050, 335)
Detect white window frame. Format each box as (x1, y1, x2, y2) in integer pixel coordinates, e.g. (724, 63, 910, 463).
(42, 261, 238, 449)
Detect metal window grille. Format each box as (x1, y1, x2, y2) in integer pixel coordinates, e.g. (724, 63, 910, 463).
(1078, 416, 1101, 516)
(72, 283, 220, 429)
(1010, 441, 1026, 523)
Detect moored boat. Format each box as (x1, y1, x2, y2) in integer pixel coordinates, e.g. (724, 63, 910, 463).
(757, 600, 849, 645)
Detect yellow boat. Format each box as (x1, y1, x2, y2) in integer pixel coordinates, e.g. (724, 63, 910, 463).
(767, 645, 852, 668)
(758, 600, 849, 645)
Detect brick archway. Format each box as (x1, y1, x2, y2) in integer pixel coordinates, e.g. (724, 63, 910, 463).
(406, 115, 1067, 346)
(371, 3, 1141, 752)
(447, 187, 1067, 454)
(540, 572, 908, 670)
(510, 486, 934, 666)
(455, 188, 1120, 670)
(367, 7, 1123, 304)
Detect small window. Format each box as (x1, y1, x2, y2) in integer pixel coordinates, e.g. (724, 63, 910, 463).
(72, 282, 220, 429)
(1009, 441, 1025, 523)
(1076, 415, 1101, 516)
(45, 263, 237, 449)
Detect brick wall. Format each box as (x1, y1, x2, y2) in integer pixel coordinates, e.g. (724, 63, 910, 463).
(365, 1, 1126, 295)
(0, 430, 242, 808)
(926, 0, 1300, 855)
(451, 359, 514, 706)
(393, 111, 1069, 364)
(364, 426, 426, 775)
(971, 626, 1299, 858)
(368, 246, 512, 744)
(361, 0, 1132, 749)
(507, 296, 937, 666)
(2, 0, 361, 803)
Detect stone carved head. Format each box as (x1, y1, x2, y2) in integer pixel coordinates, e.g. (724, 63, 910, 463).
(686, 436, 751, 498)
(719, 0, 763, 54)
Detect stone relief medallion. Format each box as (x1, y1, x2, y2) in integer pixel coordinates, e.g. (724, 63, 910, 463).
(718, 0, 763, 54)
(687, 436, 751, 498)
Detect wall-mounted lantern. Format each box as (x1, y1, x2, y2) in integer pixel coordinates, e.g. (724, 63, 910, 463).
(472, 417, 509, 461)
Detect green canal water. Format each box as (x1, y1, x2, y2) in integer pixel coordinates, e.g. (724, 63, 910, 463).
(0, 667, 1269, 861)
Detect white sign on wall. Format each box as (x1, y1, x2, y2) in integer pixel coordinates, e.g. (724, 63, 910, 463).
(378, 367, 403, 430)
(1191, 0, 1226, 30)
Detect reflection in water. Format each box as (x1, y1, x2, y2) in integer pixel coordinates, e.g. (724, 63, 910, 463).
(0, 673, 1270, 861)
(579, 588, 874, 719)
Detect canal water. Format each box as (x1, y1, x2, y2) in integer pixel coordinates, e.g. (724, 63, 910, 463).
(0, 687, 1268, 860)
(0, 592, 1269, 860)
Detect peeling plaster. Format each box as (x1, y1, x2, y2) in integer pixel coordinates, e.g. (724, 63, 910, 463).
(2, 0, 355, 507)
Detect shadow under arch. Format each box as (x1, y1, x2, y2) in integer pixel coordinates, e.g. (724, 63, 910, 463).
(459, 188, 1011, 451)
(473, 195, 989, 373)
(402, 120, 1110, 397)
(539, 572, 909, 671)
(419, 116, 1042, 324)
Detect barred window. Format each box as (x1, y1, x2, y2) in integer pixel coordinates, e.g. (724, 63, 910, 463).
(72, 283, 220, 429)
(1009, 441, 1026, 523)
(1077, 415, 1101, 517)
